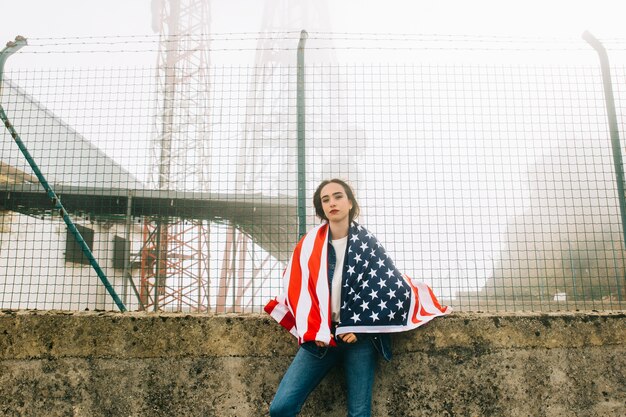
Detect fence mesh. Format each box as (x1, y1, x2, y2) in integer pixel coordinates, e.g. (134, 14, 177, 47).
(1, 33, 625, 313)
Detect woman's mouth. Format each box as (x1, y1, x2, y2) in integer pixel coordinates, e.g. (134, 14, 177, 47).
(329, 209, 339, 215)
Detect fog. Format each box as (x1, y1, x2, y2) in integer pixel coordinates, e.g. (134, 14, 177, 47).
(2, 0, 626, 309)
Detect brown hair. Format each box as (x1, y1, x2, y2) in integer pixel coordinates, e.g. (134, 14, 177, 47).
(313, 178, 360, 222)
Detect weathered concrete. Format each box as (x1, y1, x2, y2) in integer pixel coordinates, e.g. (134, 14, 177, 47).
(0, 310, 624, 416)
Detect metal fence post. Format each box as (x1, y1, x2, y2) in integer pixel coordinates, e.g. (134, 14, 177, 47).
(583, 31, 626, 301)
(0, 36, 27, 94)
(297, 30, 308, 238)
(583, 31, 626, 248)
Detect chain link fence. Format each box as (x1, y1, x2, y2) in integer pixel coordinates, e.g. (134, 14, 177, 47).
(1, 33, 625, 312)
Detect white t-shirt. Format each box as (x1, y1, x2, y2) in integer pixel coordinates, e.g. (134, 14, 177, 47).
(330, 236, 348, 322)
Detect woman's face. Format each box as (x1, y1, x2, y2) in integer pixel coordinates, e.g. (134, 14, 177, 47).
(320, 182, 353, 224)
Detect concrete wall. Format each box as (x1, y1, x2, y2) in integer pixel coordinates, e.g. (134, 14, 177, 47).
(0, 310, 624, 417)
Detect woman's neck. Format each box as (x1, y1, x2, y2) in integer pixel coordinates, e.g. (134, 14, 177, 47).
(329, 219, 350, 240)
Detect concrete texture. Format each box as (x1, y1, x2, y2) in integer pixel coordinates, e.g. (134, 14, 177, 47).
(0, 309, 624, 416)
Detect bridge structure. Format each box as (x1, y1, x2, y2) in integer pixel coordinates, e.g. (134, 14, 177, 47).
(0, 75, 297, 311)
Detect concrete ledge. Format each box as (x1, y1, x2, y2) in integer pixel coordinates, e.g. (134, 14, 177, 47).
(0, 310, 624, 416)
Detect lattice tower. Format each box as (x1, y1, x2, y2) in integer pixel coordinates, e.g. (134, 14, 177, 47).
(140, 0, 212, 311)
(211, 1, 341, 313)
(235, 0, 335, 195)
(236, 0, 367, 204)
(236, 0, 366, 209)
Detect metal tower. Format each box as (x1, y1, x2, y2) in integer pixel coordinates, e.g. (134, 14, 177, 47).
(235, 0, 335, 195)
(142, 0, 345, 313)
(141, 0, 212, 311)
(211, 1, 339, 313)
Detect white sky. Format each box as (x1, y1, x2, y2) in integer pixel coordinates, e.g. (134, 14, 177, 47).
(2, 0, 626, 46)
(0, 0, 624, 70)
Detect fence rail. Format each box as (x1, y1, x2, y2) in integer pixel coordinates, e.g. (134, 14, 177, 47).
(0, 33, 625, 313)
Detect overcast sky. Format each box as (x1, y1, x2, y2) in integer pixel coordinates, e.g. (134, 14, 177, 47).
(0, 0, 624, 71)
(2, 0, 626, 44)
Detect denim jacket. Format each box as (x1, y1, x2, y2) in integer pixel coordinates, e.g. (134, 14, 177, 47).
(328, 240, 393, 362)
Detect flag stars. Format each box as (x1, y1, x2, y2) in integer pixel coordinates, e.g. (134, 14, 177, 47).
(336, 224, 421, 328)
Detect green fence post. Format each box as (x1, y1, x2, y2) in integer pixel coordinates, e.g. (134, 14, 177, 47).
(0, 36, 27, 87)
(297, 30, 308, 238)
(583, 31, 626, 301)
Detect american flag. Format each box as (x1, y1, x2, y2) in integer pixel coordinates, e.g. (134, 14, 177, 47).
(265, 222, 450, 345)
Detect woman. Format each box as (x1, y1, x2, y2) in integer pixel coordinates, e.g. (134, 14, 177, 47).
(265, 179, 449, 417)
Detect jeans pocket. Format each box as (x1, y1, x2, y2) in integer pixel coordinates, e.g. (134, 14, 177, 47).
(300, 341, 328, 359)
(369, 334, 393, 361)
(300, 342, 328, 359)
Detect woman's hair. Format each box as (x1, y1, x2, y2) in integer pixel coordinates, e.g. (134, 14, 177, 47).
(313, 178, 360, 222)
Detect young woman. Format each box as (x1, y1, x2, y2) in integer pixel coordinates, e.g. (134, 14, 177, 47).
(265, 179, 450, 417)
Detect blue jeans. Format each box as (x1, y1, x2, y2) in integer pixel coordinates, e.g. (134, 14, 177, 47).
(269, 336, 377, 417)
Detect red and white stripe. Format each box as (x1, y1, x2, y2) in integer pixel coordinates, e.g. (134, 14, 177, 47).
(265, 223, 336, 345)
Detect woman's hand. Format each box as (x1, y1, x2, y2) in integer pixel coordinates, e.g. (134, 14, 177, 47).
(338, 333, 358, 343)
(314, 333, 358, 346)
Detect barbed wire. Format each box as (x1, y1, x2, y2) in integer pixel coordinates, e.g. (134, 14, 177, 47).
(18, 31, 625, 42)
(3, 32, 624, 64)
(12, 31, 625, 50)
